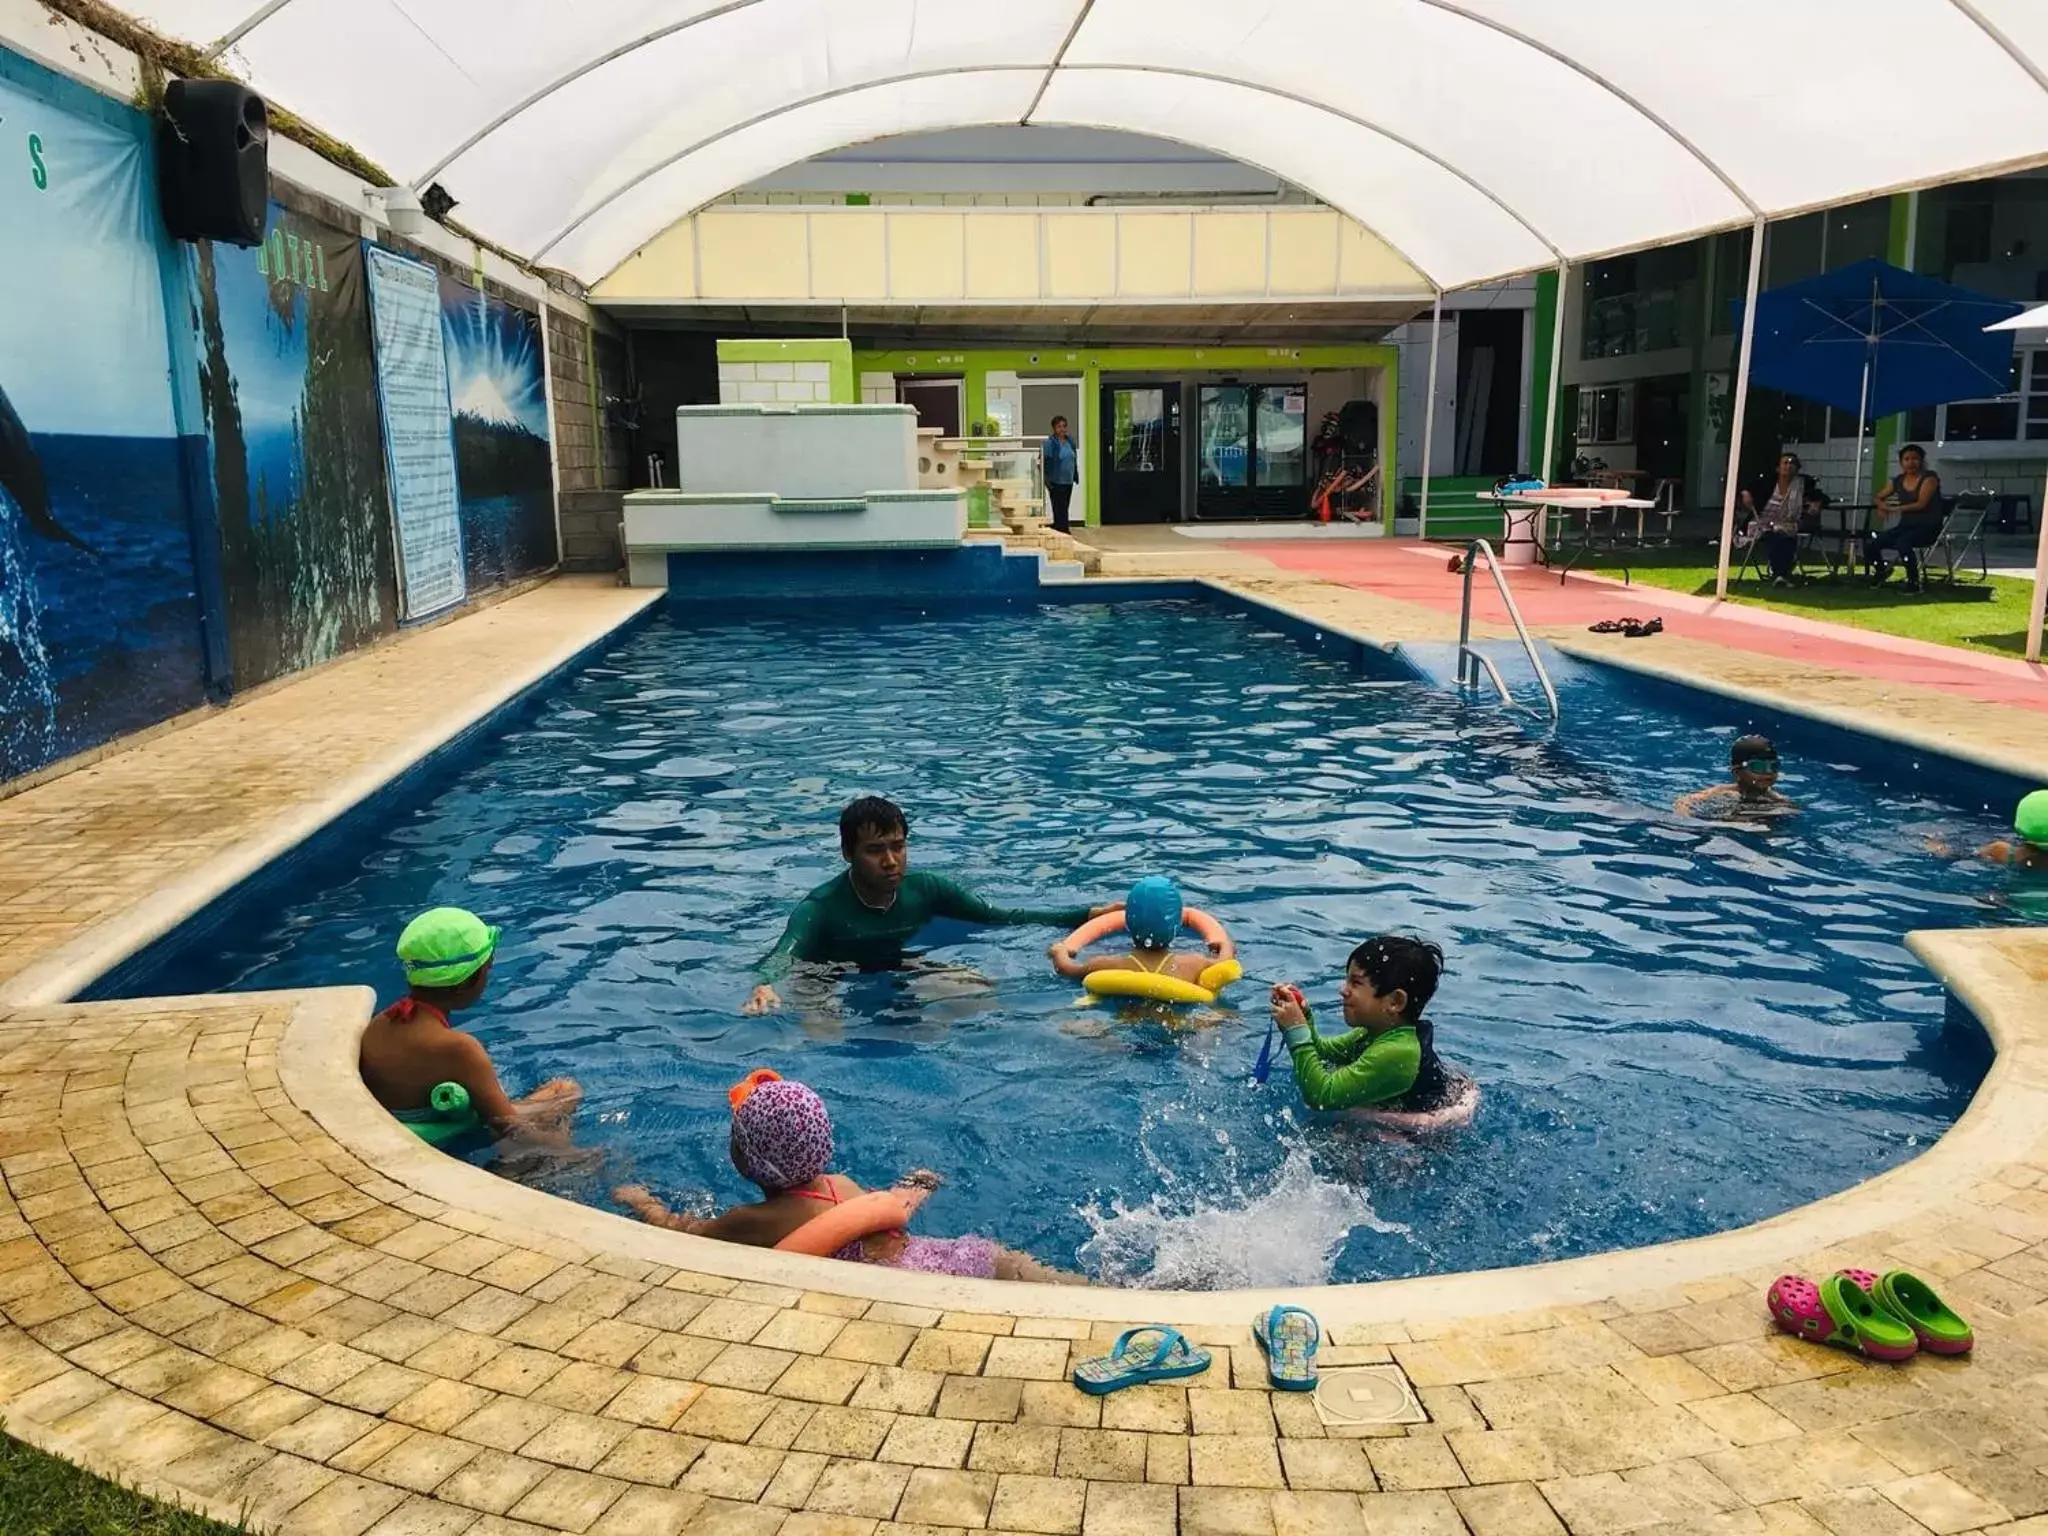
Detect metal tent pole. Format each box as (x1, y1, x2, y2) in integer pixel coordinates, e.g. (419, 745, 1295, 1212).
(1715, 216, 1769, 601)
(1536, 260, 1568, 559)
(1850, 277, 1878, 516)
(1850, 356, 1872, 515)
(1419, 290, 1443, 540)
(2030, 471, 2048, 664)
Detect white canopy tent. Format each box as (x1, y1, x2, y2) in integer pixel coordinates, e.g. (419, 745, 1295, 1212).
(114, 0, 2048, 291)
(1986, 305, 2048, 664)
(112, 0, 2048, 592)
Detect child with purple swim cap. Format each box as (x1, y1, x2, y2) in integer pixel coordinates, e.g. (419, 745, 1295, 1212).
(613, 1070, 1083, 1284)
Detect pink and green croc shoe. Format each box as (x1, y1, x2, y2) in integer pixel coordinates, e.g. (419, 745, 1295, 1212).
(1767, 1271, 1918, 1362)
(1849, 1269, 1974, 1356)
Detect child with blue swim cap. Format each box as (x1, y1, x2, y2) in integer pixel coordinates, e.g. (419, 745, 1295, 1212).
(1048, 875, 1234, 985)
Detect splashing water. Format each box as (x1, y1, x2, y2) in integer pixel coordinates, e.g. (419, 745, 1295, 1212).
(1077, 1143, 1409, 1289)
(0, 503, 58, 773)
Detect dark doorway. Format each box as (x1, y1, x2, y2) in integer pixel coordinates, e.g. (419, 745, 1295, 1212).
(1453, 309, 1525, 477)
(624, 330, 718, 489)
(1098, 383, 1181, 524)
(897, 378, 963, 438)
(1636, 375, 1690, 483)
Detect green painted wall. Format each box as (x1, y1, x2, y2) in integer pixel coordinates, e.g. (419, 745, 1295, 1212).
(1869, 192, 1919, 481)
(716, 338, 856, 404)
(855, 343, 1399, 526)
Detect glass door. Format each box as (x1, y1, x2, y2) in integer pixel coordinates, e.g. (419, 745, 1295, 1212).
(1099, 383, 1180, 524)
(1195, 382, 1308, 519)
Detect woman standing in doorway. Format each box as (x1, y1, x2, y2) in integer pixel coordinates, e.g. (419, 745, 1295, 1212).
(1041, 416, 1077, 533)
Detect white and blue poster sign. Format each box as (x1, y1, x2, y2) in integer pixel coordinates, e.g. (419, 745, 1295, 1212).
(365, 245, 465, 618)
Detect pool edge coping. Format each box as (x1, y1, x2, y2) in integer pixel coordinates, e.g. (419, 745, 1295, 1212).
(271, 920, 2044, 1324)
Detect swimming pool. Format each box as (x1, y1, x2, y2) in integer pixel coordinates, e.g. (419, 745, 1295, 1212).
(99, 596, 2020, 1289)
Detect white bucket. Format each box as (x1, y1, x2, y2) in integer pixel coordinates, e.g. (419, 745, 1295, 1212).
(1501, 506, 1542, 567)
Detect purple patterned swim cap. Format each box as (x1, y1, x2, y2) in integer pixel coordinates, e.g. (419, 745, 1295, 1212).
(729, 1077, 834, 1193)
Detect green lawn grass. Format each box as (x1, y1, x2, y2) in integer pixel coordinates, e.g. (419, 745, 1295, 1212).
(0, 1432, 248, 1535)
(1588, 545, 2035, 659)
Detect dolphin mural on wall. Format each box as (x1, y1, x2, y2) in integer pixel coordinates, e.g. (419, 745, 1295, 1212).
(0, 381, 95, 554)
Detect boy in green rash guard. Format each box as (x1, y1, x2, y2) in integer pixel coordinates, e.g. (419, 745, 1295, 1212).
(743, 796, 1117, 1015)
(1268, 936, 1452, 1112)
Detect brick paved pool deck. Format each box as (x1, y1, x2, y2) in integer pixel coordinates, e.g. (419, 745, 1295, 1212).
(1, 565, 2047, 1536)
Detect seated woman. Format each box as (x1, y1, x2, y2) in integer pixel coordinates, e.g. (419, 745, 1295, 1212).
(613, 1071, 1084, 1284)
(1738, 453, 1823, 587)
(1865, 444, 1942, 591)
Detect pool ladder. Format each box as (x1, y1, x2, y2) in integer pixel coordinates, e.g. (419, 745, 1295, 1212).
(1457, 539, 1560, 722)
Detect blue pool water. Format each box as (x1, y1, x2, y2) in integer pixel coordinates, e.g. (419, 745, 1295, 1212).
(102, 599, 2021, 1289)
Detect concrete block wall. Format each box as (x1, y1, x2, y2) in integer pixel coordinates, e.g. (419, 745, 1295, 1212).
(548, 308, 632, 571)
(714, 340, 855, 406)
(719, 359, 837, 404)
(1787, 438, 2047, 506)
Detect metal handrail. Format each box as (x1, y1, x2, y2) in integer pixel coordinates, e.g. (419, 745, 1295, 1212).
(1464, 647, 1515, 709)
(1458, 539, 1560, 722)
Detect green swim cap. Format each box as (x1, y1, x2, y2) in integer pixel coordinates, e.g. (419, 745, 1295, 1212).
(2016, 789, 2048, 846)
(396, 907, 500, 989)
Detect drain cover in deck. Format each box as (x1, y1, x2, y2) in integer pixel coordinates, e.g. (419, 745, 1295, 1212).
(1313, 1365, 1427, 1426)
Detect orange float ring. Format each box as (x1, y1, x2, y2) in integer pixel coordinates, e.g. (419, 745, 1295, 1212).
(774, 1189, 914, 1257)
(1063, 906, 1228, 952)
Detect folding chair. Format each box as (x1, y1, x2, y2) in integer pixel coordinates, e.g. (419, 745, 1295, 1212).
(1928, 493, 1992, 584)
(1637, 478, 1682, 544)
(1733, 518, 1789, 585)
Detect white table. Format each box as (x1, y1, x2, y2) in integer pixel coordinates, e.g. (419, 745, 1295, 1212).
(1476, 492, 1654, 582)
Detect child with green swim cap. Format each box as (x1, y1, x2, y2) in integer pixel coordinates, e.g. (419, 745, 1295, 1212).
(359, 907, 582, 1143)
(1986, 790, 2048, 870)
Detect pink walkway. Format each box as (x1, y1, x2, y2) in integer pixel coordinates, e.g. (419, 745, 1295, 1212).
(1228, 537, 2048, 712)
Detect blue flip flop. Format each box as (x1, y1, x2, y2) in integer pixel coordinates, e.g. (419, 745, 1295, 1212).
(1254, 1305, 1320, 1391)
(1071, 1326, 1213, 1395)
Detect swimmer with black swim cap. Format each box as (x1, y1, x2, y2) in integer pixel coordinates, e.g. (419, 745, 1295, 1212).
(1268, 935, 1469, 1115)
(1676, 734, 1795, 820)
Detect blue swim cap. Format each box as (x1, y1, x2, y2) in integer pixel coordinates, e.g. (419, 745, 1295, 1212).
(1125, 877, 1184, 949)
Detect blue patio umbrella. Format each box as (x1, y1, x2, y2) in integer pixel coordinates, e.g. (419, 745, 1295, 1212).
(1734, 257, 2020, 505)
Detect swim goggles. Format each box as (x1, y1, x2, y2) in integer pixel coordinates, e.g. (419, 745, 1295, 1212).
(1740, 757, 1780, 773)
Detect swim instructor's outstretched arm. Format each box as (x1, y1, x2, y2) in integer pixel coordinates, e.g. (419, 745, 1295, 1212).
(744, 898, 824, 1014)
(923, 872, 1095, 930)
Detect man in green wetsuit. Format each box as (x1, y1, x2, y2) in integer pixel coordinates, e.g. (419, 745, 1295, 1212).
(743, 796, 1114, 1015)
(1268, 936, 1455, 1111)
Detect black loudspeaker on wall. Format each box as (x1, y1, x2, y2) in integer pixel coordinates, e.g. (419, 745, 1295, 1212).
(156, 79, 269, 246)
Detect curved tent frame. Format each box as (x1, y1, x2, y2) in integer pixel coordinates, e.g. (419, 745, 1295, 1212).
(104, 0, 2048, 288)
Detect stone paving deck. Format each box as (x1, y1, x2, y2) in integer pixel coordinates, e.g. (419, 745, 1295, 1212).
(1217, 539, 2048, 776)
(0, 577, 661, 1007)
(2, 567, 2047, 1534)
